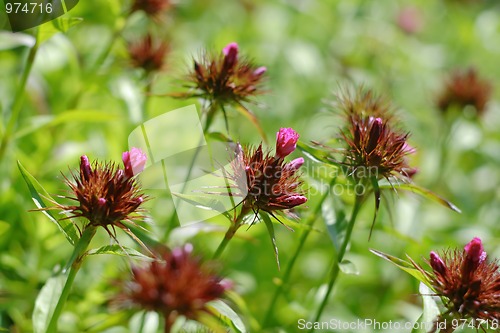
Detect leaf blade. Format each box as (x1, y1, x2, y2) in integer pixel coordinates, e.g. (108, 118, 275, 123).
(17, 161, 79, 245)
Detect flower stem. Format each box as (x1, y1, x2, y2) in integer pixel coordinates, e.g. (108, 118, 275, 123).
(309, 194, 363, 332)
(263, 178, 336, 327)
(46, 226, 97, 333)
(0, 30, 39, 163)
(163, 102, 221, 240)
(212, 208, 248, 260)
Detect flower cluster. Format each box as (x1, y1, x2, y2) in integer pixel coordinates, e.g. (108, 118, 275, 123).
(417, 238, 500, 329)
(437, 68, 492, 116)
(337, 89, 417, 181)
(117, 244, 231, 328)
(128, 34, 169, 73)
(181, 42, 267, 106)
(230, 128, 307, 219)
(131, 0, 172, 18)
(57, 148, 147, 237)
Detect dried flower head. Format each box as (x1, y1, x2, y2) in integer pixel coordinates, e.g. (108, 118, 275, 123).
(416, 237, 500, 330)
(56, 149, 147, 242)
(337, 89, 416, 181)
(229, 128, 307, 221)
(117, 244, 231, 330)
(437, 68, 492, 116)
(131, 0, 172, 17)
(180, 42, 267, 106)
(128, 34, 169, 73)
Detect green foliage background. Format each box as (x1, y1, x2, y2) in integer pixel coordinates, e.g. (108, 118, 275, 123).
(1, 0, 500, 332)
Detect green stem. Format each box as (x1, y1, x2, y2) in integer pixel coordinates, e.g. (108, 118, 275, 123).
(46, 226, 97, 333)
(163, 102, 220, 241)
(263, 178, 336, 327)
(212, 208, 247, 260)
(309, 194, 363, 332)
(0, 31, 39, 162)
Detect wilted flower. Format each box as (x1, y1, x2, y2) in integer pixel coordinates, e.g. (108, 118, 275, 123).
(130, 0, 172, 17)
(337, 89, 416, 181)
(229, 128, 307, 220)
(415, 237, 500, 331)
(128, 34, 169, 73)
(56, 149, 147, 241)
(117, 244, 231, 331)
(179, 42, 267, 107)
(437, 68, 492, 116)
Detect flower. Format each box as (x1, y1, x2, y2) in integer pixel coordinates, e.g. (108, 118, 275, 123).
(128, 34, 169, 73)
(122, 147, 147, 179)
(437, 68, 492, 116)
(276, 128, 300, 159)
(130, 0, 172, 17)
(180, 42, 267, 106)
(337, 90, 416, 181)
(229, 128, 307, 219)
(117, 244, 231, 330)
(56, 150, 147, 240)
(416, 238, 500, 330)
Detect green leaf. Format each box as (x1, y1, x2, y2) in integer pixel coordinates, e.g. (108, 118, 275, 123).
(171, 192, 232, 221)
(32, 274, 65, 333)
(86, 245, 152, 261)
(297, 141, 334, 165)
(234, 103, 267, 144)
(129, 311, 159, 333)
(420, 282, 441, 328)
(38, 16, 83, 44)
(18, 161, 79, 246)
(322, 194, 347, 252)
(15, 110, 119, 139)
(207, 131, 234, 143)
(378, 183, 461, 213)
(339, 259, 359, 275)
(261, 213, 280, 270)
(0, 31, 36, 50)
(370, 249, 432, 288)
(207, 300, 247, 333)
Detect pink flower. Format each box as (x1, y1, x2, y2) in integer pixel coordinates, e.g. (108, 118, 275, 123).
(464, 237, 487, 265)
(282, 195, 308, 207)
(123, 147, 147, 179)
(286, 157, 304, 171)
(253, 66, 267, 76)
(222, 42, 239, 69)
(429, 251, 447, 276)
(80, 155, 91, 181)
(276, 128, 300, 158)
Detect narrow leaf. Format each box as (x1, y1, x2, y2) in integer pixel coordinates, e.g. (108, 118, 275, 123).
(420, 282, 441, 328)
(370, 249, 432, 288)
(339, 259, 359, 275)
(87, 245, 152, 261)
(379, 183, 461, 213)
(234, 103, 267, 144)
(18, 161, 78, 245)
(207, 299, 247, 333)
(261, 213, 280, 270)
(32, 274, 66, 333)
(297, 141, 334, 165)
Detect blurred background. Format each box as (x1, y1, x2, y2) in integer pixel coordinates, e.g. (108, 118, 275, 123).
(1, 0, 500, 332)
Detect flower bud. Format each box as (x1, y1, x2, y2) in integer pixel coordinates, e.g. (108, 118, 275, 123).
(276, 128, 300, 158)
(123, 147, 147, 179)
